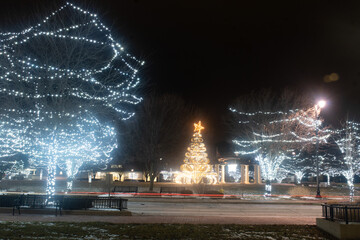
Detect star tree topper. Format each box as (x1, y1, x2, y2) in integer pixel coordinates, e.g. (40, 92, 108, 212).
(194, 121, 204, 134)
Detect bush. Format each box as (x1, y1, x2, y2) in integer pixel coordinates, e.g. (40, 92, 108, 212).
(287, 186, 311, 196)
(204, 190, 224, 195)
(180, 189, 193, 195)
(62, 197, 93, 210)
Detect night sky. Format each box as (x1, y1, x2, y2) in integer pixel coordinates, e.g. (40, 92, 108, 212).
(2, 0, 360, 147)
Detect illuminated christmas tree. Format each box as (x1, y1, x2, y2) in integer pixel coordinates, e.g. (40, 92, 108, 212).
(175, 121, 218, 184)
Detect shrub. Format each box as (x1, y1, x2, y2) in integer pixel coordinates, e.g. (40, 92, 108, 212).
(204, 190, 224, 195)
(287, 186, 311, 196)
(180, 189, 193, 195)
(62, 197, 93, 210)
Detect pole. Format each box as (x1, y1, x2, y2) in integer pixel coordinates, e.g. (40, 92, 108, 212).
(315, 108, 322, 198)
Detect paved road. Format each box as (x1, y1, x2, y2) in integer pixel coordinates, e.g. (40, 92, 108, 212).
(127, 201, 321, 224)
(0, 201, 322, 225)
(129, 201, 321, 217)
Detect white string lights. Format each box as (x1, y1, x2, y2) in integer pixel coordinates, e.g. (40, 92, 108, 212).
(26, 111, 117, 193)
(0, 1, 143, 120)
(231, 106, 329, 195)
(227, 164, 241, 182)
(0, 158, 25, 179)
(279, 151, 312, 184)
(0, 2, 142, 198)
(334, 121, 360, 200)
(0, 114, 27, 158)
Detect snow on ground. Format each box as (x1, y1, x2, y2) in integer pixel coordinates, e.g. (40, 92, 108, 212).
(0, 222, 332, 239)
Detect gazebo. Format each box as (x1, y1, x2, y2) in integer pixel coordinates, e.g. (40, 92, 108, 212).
(217, 157, 262, 184)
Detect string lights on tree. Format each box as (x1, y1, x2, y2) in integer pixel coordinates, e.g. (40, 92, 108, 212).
(0, 113, 27, 158)
(0, 2, 142, 199)
(0, 157, 25, 180)
(26, 111, 117, 193)
(227, 164, 241, 182)
(230, 91, 331, 196)
(175, 121, 218, 184)
(333, 121, 360, 201)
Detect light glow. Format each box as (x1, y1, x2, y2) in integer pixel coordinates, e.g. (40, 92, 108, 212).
(175, 121, 218, 184)
(317, 100, 326, 109)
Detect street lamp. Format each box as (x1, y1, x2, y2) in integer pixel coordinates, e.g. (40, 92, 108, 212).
(315, 100, 326, 198)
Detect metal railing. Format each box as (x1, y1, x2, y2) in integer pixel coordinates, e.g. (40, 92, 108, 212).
(322, 204, 360, 224)
(91, 197, 127, 210)
(61, 196, 127, 211)
(160, 187, 186, 193)
(113, 186, 138, 193)
(0, 194, 128, 216)
(11, 195, 62, 216)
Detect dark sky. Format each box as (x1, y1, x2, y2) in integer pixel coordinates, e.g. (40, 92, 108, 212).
(2, 0, 360, 147)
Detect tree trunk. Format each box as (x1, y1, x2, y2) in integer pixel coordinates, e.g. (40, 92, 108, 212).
(325, 173, 330, 186)
(66, 177, 74, 193)
(149, 174, 156, 191)
(148, 161, 156, 191)
(347, 177, 355, 202)
(46, 156, 57, 203)
(295, 171, 303, 184)
(265, 179, 272, 196)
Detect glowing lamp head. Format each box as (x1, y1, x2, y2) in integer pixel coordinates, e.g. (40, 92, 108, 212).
(317, 100, 326, 109)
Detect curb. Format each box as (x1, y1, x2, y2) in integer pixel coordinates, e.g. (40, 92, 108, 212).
(0, 207, 132, 216)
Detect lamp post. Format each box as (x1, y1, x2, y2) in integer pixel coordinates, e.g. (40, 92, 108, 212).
(315, 100, 326, 198)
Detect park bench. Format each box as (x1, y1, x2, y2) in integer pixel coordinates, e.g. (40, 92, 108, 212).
(61, 196, 127, 211)
(12, 194, 62, 216)
(113, 186, 138, 193)
(160, 186, 186, 194)
(0, 194, 128, 215)
(0, 195, 19, 207)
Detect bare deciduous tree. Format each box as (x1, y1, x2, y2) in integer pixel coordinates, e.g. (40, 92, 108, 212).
(124, 94, 194, 191)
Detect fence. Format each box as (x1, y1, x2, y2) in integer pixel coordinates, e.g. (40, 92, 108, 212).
(322, 204, 360, 224)
(113, 186, 138, 193)
(0, 194, 128, 215)
(91, 197, 127, 210)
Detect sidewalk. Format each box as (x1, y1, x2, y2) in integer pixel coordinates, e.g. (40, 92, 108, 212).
(0, 213, 317, 225)
(127, 196, 327, 205)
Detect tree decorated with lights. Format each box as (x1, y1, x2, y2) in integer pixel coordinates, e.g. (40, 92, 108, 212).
(0, 113, 27, 159)
(229, 90, 330, 195)
(333, 121, 360, 200)
(0, 156, 25, 180)
(303, 145, 340, 186)
(279, 152, 311, 184)
(0, 2, 142, 198)
(26, 111, 117, 193)
(227, 164, 241, 182)
(176, 121, 218, 184)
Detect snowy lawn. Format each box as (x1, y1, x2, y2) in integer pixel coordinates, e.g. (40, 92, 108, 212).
(0, 222, 335, 239)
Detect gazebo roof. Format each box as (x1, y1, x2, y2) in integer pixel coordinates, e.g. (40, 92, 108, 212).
(218, 156, 258, 165)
